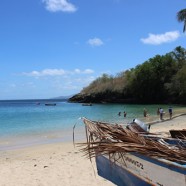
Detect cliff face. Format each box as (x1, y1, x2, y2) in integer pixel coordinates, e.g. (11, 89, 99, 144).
(68, 93, 138, 104)
(68, 94, 91, 103)
(69, 93, 99, 103)
(68, 92, 176, 104)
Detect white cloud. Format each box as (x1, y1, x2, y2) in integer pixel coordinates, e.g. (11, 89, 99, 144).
(83, 69, 94, 74)
(23, 69, 66, 77)
(87, 37, 104, 47)
(21, 68, 95, 95)
(74, 69, 81, 74)
(22, 68, 94, 77)
(140, 31, 180, 45)
(74, 68, 94, 74)
(42, 0, 77, 12)
(47, 75, 95, 91)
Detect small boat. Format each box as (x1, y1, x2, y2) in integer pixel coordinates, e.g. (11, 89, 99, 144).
(45, 103, 56, 106)
(96, 148, 186, 186)
(82, 103, 92, 106)
(80, 118, 186, 186)
(169, 129, 186, 139)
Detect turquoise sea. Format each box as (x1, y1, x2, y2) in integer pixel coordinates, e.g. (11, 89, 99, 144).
(0, 100, 185, 150)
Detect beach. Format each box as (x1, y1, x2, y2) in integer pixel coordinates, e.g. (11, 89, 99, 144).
(149, 114, 186, 136)
(0, 142, 114, 186)
(0, 114, 186, 186)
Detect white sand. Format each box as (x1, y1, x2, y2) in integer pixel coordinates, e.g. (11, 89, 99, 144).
(150, 114, 186, 136)
(0, 142, 114, 186)
(0, 115, 185, 186)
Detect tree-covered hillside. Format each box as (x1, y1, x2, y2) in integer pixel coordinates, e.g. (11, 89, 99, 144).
(69, 46, 186, 104)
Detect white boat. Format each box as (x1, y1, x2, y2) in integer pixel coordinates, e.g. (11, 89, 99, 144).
(96, 146, 186, 186)
(81, 118, 186, 186)
(82, 103, 92, 106)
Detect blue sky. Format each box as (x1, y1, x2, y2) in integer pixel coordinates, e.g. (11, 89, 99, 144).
(1, 0, 186, 100)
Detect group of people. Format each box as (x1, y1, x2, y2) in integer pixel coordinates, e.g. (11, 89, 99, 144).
(118, 111, 127, 117)
(157, 107, 173, 120)
(118, 106, 173, 120)
(144, 107, 173, 120)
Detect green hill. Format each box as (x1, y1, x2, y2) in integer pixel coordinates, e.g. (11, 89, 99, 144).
(69, 46, 186, 104)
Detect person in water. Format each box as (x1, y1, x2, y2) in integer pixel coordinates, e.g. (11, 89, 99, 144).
(124, 111, 127, 117)
(118, 112, 121, 116)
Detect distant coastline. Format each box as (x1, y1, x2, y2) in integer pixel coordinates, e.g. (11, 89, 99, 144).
(0, 98, 68, 102)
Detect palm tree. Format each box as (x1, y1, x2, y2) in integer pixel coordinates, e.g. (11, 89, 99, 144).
(177, 9, 186, 32)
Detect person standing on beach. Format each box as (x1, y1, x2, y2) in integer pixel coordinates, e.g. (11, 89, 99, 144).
(159, 108, 164, 120)
(168, 107, 173, 119)
(143, 108, 147, 117)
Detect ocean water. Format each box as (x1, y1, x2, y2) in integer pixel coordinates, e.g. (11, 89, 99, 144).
(0, 100, 185, 150)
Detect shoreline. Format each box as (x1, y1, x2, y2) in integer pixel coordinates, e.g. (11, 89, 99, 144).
(0, 115, 185, 185)
(149, 114, 186, 136)
(0, 125, 86, 151)
(0, 111, 185, 151)
(147, 113, 186, 125)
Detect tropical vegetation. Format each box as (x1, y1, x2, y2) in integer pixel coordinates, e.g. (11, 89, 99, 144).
(177, 8, 186, 32)
(69, 46, 186, 104)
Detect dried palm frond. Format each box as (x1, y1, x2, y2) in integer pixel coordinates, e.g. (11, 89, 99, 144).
(77, 117, 186, 164)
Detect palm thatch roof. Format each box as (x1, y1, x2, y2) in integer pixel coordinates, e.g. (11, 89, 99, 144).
(77, 117, 186, 164)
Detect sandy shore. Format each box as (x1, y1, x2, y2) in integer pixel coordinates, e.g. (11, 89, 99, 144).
(0, 115, 185, 186)
(149, 114, 186, 136)
(0, 142, 114, 186)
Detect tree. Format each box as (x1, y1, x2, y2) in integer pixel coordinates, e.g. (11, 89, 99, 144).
(168, 65, 186, 103)
(177, 9, 186, 32)
(70, 46, 186, 104)
(170, 46, 186, 69)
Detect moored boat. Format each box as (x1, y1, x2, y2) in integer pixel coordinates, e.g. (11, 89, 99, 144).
(45, 103, 56, 106)
(96, 149, 186, 186)
(82, 103, 92, 106)
(80, 118, 186, 186)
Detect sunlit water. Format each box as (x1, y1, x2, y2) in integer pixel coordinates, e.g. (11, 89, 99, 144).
(0, 100, 185, 150)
